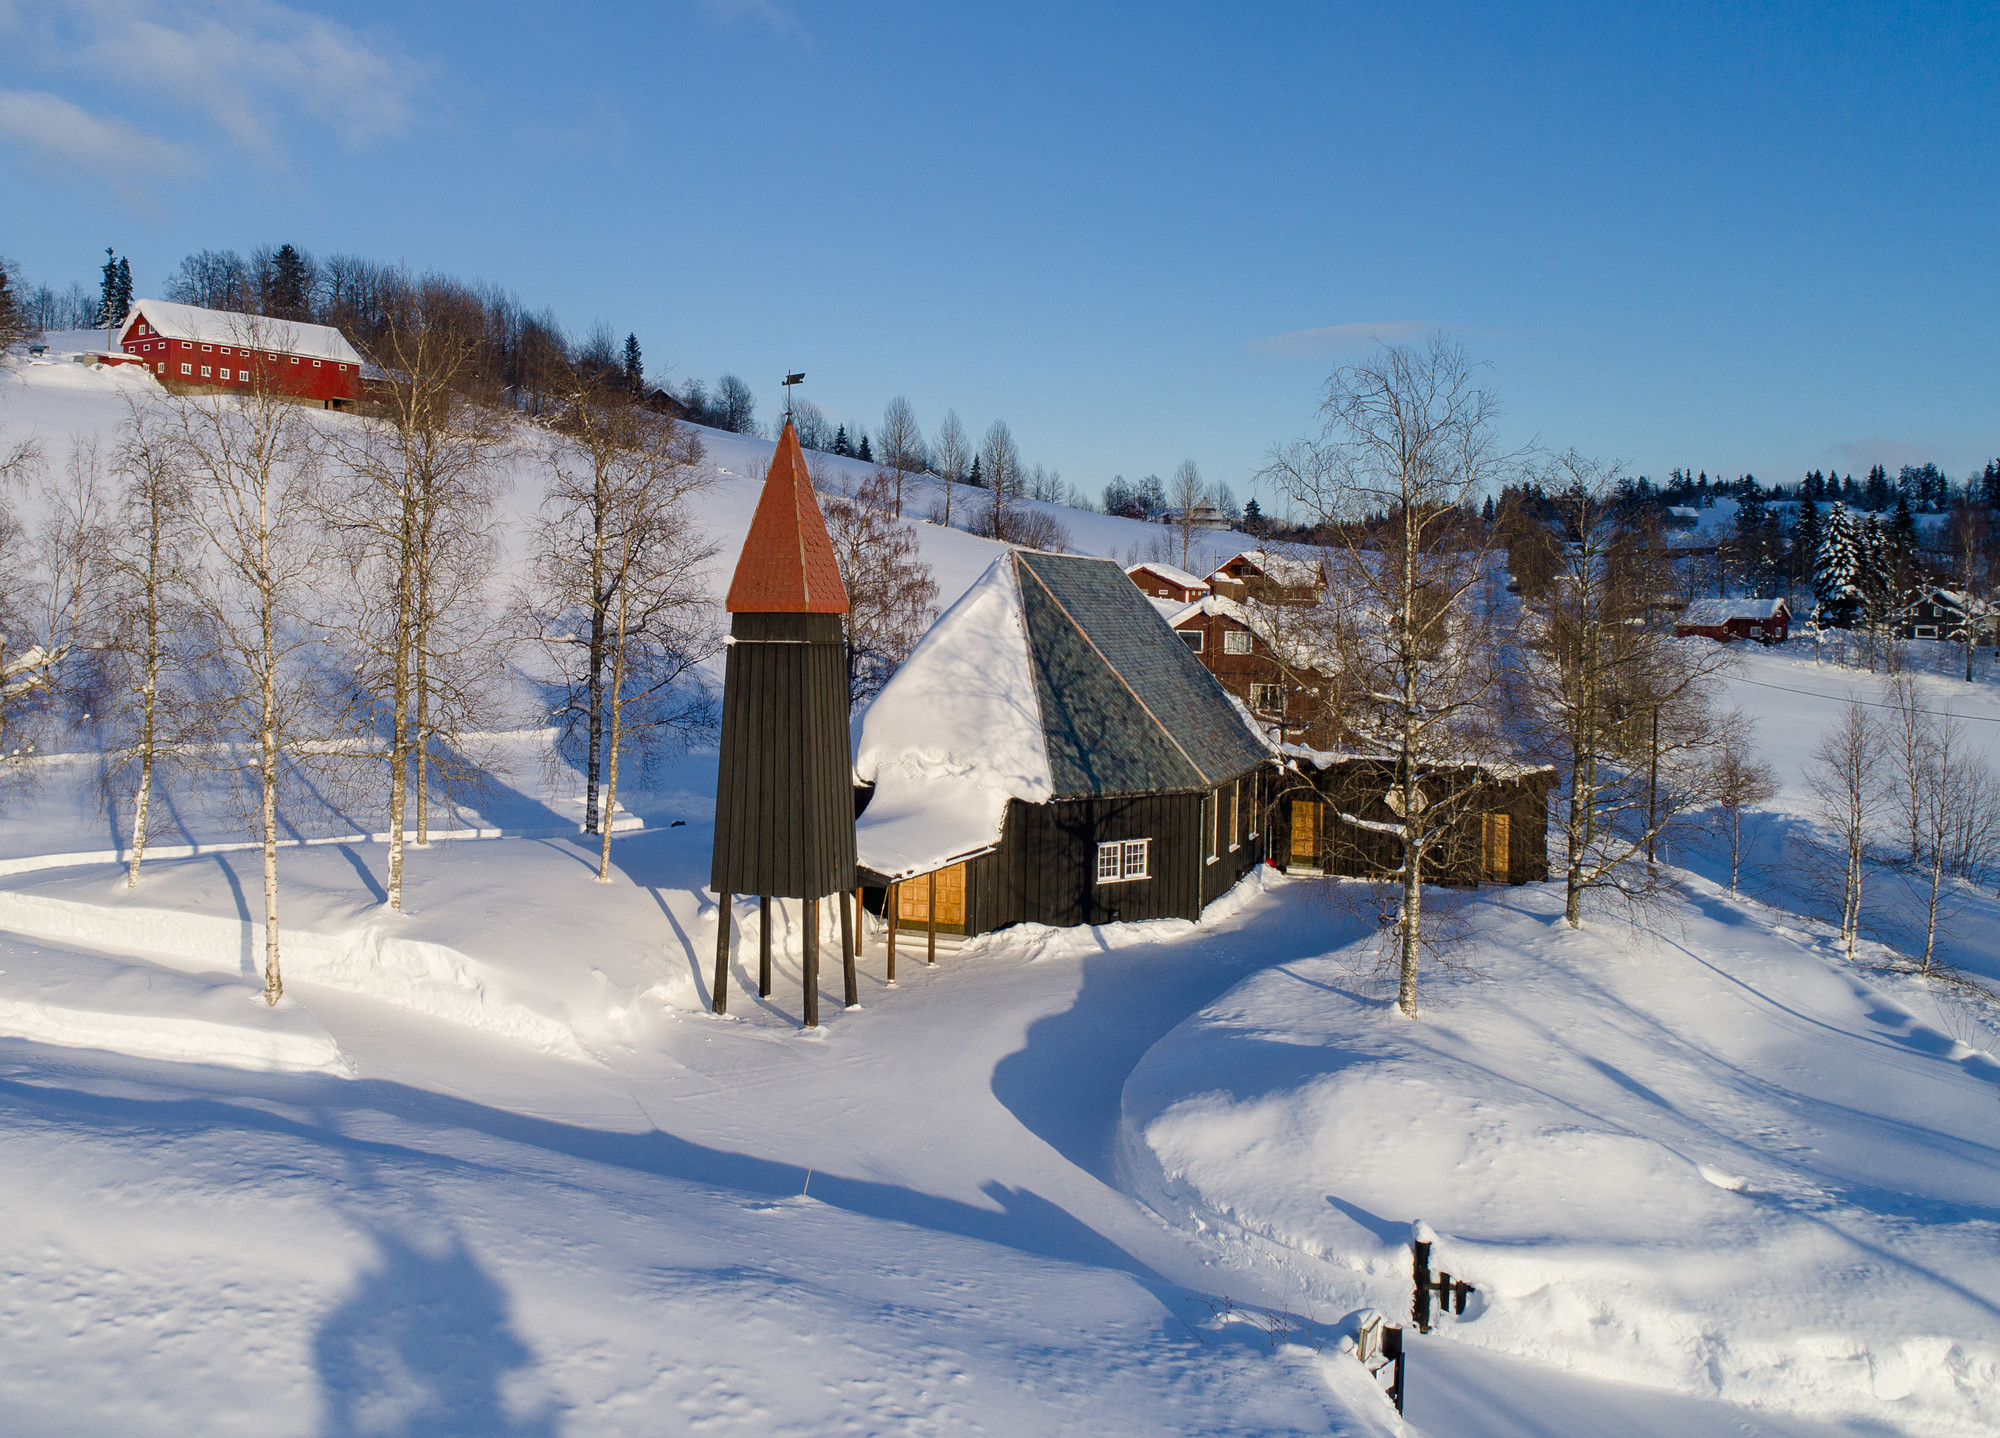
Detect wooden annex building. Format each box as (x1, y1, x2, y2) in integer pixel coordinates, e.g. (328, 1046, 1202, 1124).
(1271, 750, 1553, 887)
(852, 550, 1273, 940)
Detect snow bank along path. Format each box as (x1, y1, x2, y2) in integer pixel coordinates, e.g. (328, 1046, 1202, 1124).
(1120, 873, 2000, 1438)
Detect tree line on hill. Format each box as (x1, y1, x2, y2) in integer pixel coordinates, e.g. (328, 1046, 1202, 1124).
(4, 244, 1093, 552)
(0, 288, 951, 1005)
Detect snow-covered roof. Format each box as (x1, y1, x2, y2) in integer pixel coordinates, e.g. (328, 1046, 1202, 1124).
(1681, 597, 1788, 625)
(1667, 506, 1702, 519)
(853, 551, 1270, 880)
(121, 298, 365, 367)
(1281, 741, 1554, 780)
(1125, 560, 1209, 591)
(1209, 549, 1323, 588)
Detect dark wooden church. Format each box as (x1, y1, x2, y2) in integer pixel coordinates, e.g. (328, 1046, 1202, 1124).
(709, 420, 857, 1025)
(852, 550, 1273, 941)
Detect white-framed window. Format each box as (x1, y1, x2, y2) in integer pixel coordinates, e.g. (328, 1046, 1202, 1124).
(156, 363, 165, 374)
(291, 356, 301, 364)
(180, 363, 191, 375)
(1228, 780, 1241, 850)
(1915, 625, 1937, 639)
(1096, 839, 1151, 884)
(219, 346, 231, 355)
(314, 359, 323, 367)
(1251, 682, 1285, 715)
(200, 365, 212, 377)
(1180, 629, 1203, 652)
(201, 344, 212, 352)
(1223, 629, 1253, 655)
(238, 369, 250, 381)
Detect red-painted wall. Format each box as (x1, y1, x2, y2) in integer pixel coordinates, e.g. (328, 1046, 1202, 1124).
(119, 319, 363, 406)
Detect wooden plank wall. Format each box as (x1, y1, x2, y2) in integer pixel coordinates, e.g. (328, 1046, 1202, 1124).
(1269, 758, 1553, 885)
(710, 611, 857, 900)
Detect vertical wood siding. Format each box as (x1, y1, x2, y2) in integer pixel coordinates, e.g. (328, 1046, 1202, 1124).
(710, 611, 856, 899)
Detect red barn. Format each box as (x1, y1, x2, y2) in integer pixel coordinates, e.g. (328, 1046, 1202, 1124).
(117, 298, 369, 409)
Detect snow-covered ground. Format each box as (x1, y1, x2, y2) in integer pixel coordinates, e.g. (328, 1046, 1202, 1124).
(0, 357, 1994, 1435)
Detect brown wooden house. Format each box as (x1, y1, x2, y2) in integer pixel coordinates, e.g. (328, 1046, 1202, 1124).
(1271, 751, 1552, 887)
(1167, 594, 1333, 746)
(1674, 597, 1789, 644)
(1125, 561, 1211, 604)
(1206, 549, 1328, 605)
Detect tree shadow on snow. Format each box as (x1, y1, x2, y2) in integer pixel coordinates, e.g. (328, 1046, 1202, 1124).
(314, 1227, 559, 1438)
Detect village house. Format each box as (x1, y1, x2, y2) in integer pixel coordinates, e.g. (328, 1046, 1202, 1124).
(1206, 549, 1328, 604)
(1272, 748, 1553, 886)
(852, 550, 1272, 938)
(1124, 561, 1211, 604)
(116, 298, 370, 408)
(1897, 588, 1998, 644)
(1165, 592, 1332, 745)
(1674, 596, 1790, 644)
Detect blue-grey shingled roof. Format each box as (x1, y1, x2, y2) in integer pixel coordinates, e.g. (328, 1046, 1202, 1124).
(1013, 551, 1270, 799)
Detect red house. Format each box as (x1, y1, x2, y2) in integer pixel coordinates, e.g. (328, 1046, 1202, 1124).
(117, 298, 369, 409)
(1125, 561, 1211, 604)
(1206, 549, 1328, 604)
(1674, 596, 1790, 644)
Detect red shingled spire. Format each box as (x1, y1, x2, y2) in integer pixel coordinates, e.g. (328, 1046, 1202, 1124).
(725, 420, 849, 614)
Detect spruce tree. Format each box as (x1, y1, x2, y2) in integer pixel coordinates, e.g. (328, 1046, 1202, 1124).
(622, 333, 643, 394)
(98, 247, 121, 329)
(114, 257, 132, 324)
(267, 243, 311, 321)
(1983, 460, 2000, 513)
(967, 453, 982, 488)
(857, 433, 873, 463)
(1792, 498, 1821, 594)
(1243, 497, 1264, 535)
(1814, 501, 1860, 628)
(833, 424, 851, 457)
(1864, 464, 1890, 512)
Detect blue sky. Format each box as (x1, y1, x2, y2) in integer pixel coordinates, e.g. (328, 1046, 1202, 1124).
(3, 1, 1996, 512)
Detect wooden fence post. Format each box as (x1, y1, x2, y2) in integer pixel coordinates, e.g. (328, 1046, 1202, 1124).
(886, 882, 898, 982)
(927, 869, 938, 965)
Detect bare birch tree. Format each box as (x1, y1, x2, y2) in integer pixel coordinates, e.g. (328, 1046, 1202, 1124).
(875, 396, 925, 519)
(977, 419, 1024, 543)
(166, 323, 340, 1004)
(1515, 453, 1731, 926)
(0, 427, 59, 782)
(1709, 712, 1776, 895)
(1169, 459, 1207, 570)
(823, 469, 940, 708)
(104, 401, 200, 885)
(1261, 336, 1520, 1015)
(327, 279, 507, 908)
(1806, 698, 1885, 963)
(930, 409, 968, 528)
(520, 390, 717, 858)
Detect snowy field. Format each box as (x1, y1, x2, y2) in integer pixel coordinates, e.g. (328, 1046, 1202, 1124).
(0, 357, 1995, 1435)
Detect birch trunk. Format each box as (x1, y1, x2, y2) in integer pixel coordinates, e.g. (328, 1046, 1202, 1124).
(598, 579, 629, 883)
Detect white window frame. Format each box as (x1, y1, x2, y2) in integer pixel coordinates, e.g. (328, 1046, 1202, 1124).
(1223, 629, 1253, 655)
(1096, 838, 1151, 884)
(1914, 625, 1937, 639)
(180, 363, 191, 375)
(1179, 629, 1203, 652)
(200, 365, 212, 378)
(1228, 780, 1241, 851)
(1250, 682, 1284, 716)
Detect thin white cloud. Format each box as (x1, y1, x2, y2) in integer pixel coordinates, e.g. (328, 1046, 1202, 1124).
(0, 0, 424, 169)
(1248, 321, 1439, 357)
(0, 88, 195, 183)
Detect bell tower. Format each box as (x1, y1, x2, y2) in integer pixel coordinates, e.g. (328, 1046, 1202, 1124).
(709, 420, 856, 1025)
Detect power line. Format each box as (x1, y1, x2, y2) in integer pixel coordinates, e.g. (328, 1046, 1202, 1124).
(1730, 671, 2000, 723)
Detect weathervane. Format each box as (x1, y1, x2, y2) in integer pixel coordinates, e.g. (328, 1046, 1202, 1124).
(783, 370, 805, 419)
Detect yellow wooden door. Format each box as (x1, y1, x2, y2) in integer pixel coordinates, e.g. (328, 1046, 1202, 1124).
(1484, 813, 1511, 881)
(1290, 800, 1321, 863)
(897, 863, 966, 925)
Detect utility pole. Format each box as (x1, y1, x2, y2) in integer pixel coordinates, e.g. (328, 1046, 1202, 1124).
(1646, 706, 1660, 864)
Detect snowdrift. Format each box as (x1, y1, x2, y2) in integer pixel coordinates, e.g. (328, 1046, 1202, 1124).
(1120, 874, 2000, 1436)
